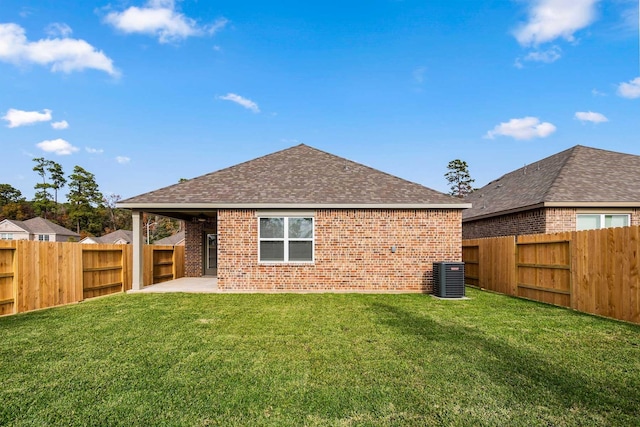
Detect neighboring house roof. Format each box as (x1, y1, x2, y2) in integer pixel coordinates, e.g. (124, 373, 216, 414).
(464, 145, 640, 221)
(23, 217, 80, 237)
(0, 219, 29, 233)
(1, 217, 80, 237)
(154, 231, 185, 245)
(119, 144, 469, 212)
(80, 229, 133, 244)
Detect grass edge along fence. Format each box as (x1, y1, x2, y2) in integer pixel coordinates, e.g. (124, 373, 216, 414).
(0, 241, 185, 316)
(463, 225, 640, 324)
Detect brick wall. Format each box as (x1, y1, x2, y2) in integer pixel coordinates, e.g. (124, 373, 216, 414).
(185, 217, 217, 277)
(463, 207, 640, 239)
(216, 208, 462, 292)
(462, 208, 547, 239)
(545, 208, 576, 233)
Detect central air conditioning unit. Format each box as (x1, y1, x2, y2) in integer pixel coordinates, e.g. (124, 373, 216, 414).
(433, 262, 465, 298)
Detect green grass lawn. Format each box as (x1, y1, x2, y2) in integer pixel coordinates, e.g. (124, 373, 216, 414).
(1, 288, 639, 426)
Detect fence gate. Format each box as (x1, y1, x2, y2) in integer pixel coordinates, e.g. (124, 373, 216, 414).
(516, 237, 571, 307)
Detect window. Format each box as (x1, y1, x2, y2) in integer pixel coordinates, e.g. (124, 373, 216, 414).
(0, 233, 13, 240)
(576, 214, 630, 231)
(38, 234, 50, 241)
(259, 216, 314, 262)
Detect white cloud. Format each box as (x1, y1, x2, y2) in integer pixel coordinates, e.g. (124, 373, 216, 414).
(591, 88, 607, 97)
(0, 23, 118, 76)
(2, 108, 52, 128)
(105, 0, 228, 43)
(51, 120, 69, 130)
(45, 23, 73, 38)
(36, 138, 79, 155)
(575, 111, 608, 123)
(514, 0, 599, 46)
(86, 147, 104, 154)
(206, 18, 229, 36)
(116, 156, 131, 164)
(485, 117, 557, 140)
(523, 46, 562, 63)
(218, 93, 260, 113)
(617, 77, 640, 99)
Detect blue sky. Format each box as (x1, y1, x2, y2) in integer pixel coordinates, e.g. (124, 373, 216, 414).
(1, 0, 639, 201)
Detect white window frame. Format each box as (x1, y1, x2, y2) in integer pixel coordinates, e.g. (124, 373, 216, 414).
(38, 234, 50, 241)
(258, 216, 314, 263)
(0, 233, 13, 240)
(576, 213, 630, 231)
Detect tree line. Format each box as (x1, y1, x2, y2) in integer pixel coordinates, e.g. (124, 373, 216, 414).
(0, 158, 180, 241)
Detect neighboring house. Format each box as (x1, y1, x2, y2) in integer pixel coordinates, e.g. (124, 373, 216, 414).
(0, 217, 81, 242)
(119, 144, 470, 292)
(80, 229, 133, 244)
(154, 231, 185, 246)
(463, 145, 640, 239)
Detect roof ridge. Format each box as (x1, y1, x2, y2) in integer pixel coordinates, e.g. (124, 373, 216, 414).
(541, 145, 580, 201)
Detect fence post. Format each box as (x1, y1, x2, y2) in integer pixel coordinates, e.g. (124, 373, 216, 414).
(12, 241, 18, 315)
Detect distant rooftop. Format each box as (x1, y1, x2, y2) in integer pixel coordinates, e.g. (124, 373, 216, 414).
(464, 145, 640, 221)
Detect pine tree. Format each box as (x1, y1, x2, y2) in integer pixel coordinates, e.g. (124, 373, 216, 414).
(445, 159, 475, 198)
(32, 157, 55, 219)
(67, 166, 104, 234)
(48, 161, 66, 221)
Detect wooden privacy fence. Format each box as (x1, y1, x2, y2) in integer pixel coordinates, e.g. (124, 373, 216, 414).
(463, 225, 640, 324)
(0, 241, 185, 316)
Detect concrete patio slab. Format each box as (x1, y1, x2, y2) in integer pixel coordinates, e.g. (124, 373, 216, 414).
(129, 277, 218, 293)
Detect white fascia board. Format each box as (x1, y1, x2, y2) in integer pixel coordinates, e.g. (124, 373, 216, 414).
(117, 202, 472, 210)
(543, 201, 640, 208)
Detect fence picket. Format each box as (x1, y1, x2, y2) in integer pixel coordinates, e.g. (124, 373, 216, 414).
(0, 241, 184, 317)
(464, 225, 640, 324)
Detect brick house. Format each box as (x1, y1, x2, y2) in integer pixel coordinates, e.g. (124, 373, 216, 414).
(119, 144, 470, 292)
(463, 145, 640, 239)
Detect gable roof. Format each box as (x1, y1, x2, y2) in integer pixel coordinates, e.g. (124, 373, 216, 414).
(0, 219, 30, 233)
(2, 217, 80, 236)
(82, 229, 133, 244)
(120, 144, 469, 210)
(464, 145, 640, 221)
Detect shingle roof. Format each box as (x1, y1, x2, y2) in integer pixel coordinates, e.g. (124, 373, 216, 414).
(21, 217, 80, 236)
(463, 145, 640, 221)
(154, 231, 184, 245)
(92, 229, 133, 244)
(120, 144, 467, 207)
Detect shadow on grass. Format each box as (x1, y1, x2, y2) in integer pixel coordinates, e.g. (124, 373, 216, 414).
(369, 302, 640, 421)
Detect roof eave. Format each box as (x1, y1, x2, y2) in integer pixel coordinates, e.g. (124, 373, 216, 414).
(117, 202, 472, 210)
(463, 201, 640, 222)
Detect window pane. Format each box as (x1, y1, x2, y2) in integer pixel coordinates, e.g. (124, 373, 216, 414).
(289, 241, 312, 261)
(260, 218, 284, 238)
(289, 217, 313, 238)
(577, 215, 600, 231)
(260, 241, 284, 261)
(605, 215, 629, 228)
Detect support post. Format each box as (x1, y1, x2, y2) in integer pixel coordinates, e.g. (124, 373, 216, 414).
(132, 210, 144, 290)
